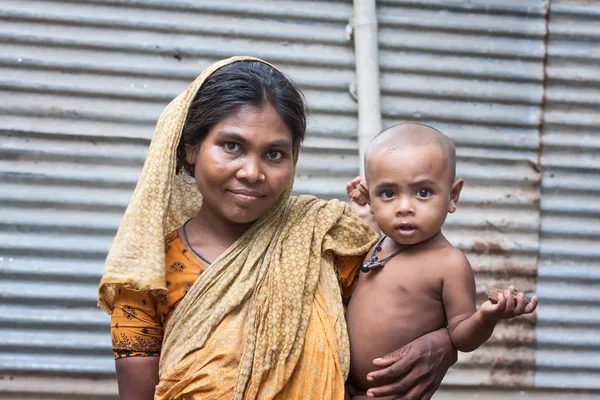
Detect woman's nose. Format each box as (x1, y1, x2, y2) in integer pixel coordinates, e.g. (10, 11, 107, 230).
(236, 157, 263, 183)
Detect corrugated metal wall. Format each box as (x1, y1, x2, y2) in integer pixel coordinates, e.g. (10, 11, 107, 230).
(1, 0, 599, 399)
(536, 0, 600, 392)
(377, 0, 544, 394)
(0, 0, 359, 398)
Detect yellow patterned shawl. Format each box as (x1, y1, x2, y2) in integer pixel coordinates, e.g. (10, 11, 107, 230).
(98, 56, 377, 398)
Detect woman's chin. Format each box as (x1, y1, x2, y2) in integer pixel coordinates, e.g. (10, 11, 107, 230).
(224, 211, 263, 226)
(222, 202, 279, 226)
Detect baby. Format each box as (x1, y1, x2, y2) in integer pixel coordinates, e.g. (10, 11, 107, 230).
(345, 123, 538, 399)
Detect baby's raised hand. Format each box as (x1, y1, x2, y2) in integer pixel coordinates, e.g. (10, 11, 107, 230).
(346, 176, 370, 216)
(346, 176, 380, 233)
(480, 285, 538, 321)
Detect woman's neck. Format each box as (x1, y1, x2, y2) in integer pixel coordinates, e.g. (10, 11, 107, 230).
(190, 206, 254, 248)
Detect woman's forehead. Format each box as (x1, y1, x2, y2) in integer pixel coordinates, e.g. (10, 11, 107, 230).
(209, 104, 293, 144)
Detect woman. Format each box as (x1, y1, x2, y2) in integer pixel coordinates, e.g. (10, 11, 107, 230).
(99, 56, 456, 399)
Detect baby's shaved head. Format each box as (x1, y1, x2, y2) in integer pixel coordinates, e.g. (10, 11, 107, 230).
(365, 122, 456, 182)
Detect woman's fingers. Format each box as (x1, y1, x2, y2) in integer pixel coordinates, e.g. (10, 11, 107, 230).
(368, 329, 456, 397)
(366, 371, 425, 398)
(367, 348, 415, 382)
(366, 381, 407, 398)
(366, 367, 430, 398)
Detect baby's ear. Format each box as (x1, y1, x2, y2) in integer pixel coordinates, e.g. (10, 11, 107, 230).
(448, 178, 464, 213)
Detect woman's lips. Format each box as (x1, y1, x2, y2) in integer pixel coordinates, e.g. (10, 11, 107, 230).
(228, 189, 264, 204)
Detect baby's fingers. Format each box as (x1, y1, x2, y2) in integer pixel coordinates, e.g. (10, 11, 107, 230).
(346, 176, 361, 193)
(495, 292, 507, 309)
(523, 296, 538, 314)
(512, 292, 528, 315)
(358, 181, 369, 197)
(503, 289, 516, 313)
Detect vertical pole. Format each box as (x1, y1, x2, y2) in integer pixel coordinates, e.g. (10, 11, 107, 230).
(353, 0, 382, 176)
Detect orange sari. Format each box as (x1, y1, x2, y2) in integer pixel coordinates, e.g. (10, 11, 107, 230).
(111, 231, 367, 399)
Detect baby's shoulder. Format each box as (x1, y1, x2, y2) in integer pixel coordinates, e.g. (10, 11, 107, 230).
(436, 244, 468, 261)
(416, 243, 470, 270)
(433, 245, 472, 277)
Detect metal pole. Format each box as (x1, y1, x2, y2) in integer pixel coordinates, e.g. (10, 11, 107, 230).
(353, 0, 382, 176)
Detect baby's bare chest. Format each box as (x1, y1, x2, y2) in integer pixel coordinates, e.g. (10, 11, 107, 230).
(354, 254, 444, 303)
(346, 254, 450, 386)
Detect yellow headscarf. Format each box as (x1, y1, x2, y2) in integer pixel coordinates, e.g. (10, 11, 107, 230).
(98, 56, 377, 398)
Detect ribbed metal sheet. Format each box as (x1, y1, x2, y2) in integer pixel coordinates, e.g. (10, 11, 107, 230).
(377, 0, 545, 393)
(4, 0, 600, 398)
(536, 0, 600, 391)
(0, 0, 357, 397)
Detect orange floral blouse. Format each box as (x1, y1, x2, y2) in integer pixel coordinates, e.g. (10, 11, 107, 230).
(111, 230, 364, 359)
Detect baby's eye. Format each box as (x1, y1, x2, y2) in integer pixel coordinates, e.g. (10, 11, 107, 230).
(416, 189, 432, 198)
(223, 142, 240, 152)
(382, 190, 395, 199)
(266, 150, 283, 160)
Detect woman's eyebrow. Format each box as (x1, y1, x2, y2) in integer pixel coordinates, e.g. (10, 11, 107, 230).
(269, 139, 293, 148)
(217, 131, 249, 144)
(217, 130, 292, 148)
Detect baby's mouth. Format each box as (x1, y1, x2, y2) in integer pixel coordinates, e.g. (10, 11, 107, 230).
(395, 224, 417, 236)
(397, 224, 416, 231)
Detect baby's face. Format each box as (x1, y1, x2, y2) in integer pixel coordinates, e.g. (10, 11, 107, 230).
(366, 143, 458, 245)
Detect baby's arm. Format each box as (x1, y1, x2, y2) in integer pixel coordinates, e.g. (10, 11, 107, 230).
(442, 250, 538, 352)
(439, 250, 481, 352)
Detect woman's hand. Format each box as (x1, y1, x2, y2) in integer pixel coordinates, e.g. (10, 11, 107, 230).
(346, 176, 379, 234)
(365, 328, 456, 399)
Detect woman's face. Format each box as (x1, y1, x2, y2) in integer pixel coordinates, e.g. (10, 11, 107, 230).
(187, 104, 295, 225)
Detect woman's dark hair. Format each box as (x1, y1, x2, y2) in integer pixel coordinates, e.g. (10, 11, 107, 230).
(177, 60, 307, 176)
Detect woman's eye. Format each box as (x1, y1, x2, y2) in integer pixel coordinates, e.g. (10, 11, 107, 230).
(382, 190, 395, 199)
(266, 150, 283, 160)
(416, 189, 432, 198)
(223, 142, 240, 152)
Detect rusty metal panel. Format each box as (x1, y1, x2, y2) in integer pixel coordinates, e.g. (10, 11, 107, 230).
(536, 0, 600, 391)
(377, 0, 546, 393)
(0, 0, 357, 397)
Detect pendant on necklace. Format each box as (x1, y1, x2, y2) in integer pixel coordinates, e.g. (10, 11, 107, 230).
(361, 260, 384, 273)
(361, 235, 407, 273)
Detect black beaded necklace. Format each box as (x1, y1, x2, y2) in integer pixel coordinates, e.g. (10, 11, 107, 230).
(182, 219, 212, 266)
(360, 235, 406, 273)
